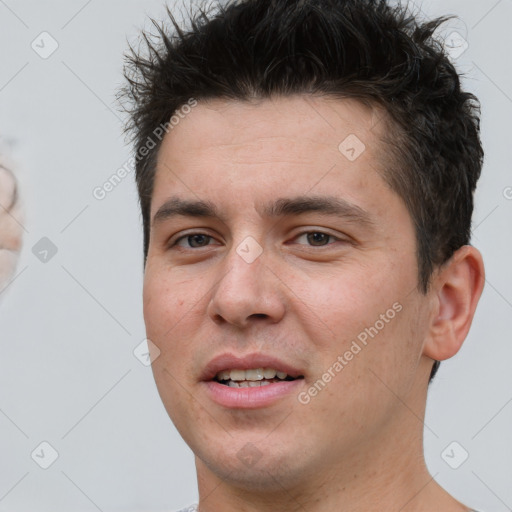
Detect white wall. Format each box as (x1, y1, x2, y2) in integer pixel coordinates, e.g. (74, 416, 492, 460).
(0, 1, 510, 511)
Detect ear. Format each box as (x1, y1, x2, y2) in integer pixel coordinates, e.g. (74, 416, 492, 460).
(423, 245, 485, 361)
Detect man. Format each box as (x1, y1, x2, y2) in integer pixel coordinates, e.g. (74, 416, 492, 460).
(120, 0, 485, 510)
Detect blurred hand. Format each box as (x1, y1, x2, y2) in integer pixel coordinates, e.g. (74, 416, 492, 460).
(0, 165, 23, 289)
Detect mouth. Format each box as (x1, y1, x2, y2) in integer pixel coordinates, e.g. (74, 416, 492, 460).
(201, 353, 305, 409)
(214, 367, 302, 388)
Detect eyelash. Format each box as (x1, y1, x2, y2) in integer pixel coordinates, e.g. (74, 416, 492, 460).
(169, 230, 344, 250)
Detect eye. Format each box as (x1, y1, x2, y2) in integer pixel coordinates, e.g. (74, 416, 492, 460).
(172, 232, 218, 249)
(293, 231, 341, 247)
(168, 230, 345, 250)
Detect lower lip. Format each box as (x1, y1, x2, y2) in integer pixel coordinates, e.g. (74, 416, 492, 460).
(203, 380, 303, 409)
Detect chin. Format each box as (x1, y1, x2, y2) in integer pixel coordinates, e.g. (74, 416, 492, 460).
(194, 437, 313, 493)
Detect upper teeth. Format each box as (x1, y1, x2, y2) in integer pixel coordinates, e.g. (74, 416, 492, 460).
(216, 368, 288, 381)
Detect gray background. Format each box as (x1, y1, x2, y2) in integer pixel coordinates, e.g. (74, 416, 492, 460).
(0, 0, 510, 511)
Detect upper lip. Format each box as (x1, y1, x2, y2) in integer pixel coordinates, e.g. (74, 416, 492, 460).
(201, 352, 304, 381)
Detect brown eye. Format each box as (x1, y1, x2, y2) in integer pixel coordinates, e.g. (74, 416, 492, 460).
(294, 231, 339, 247)
(306, 232, 331, 246)
(172, 233, 216, 249)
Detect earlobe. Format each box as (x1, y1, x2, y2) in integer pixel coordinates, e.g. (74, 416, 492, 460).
(423, 245, 485, 361)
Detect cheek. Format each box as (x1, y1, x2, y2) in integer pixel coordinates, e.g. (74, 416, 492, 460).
(144, 260, 203, 316)
(142, 265, 205, 358)
(289, 263, 403, 344)
(292, 259, 423, 391)
(144, 269, 205, 420)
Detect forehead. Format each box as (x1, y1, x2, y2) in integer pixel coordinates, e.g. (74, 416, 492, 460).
(151, 95, 398, 223)
(159, 95, 385, 158)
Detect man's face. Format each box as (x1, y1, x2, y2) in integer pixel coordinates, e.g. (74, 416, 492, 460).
(143, 95, 435, 490)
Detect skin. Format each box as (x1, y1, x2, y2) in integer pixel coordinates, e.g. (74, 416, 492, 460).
(143, 95, 485, 511)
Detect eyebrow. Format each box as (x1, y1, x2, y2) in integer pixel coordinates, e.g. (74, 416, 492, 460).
(152, 195, 374, 227)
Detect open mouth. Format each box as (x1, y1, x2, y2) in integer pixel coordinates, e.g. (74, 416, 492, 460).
(214, 368, 304, 388)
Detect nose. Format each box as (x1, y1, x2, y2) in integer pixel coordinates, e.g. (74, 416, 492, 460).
(206, 241, 286, 329)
